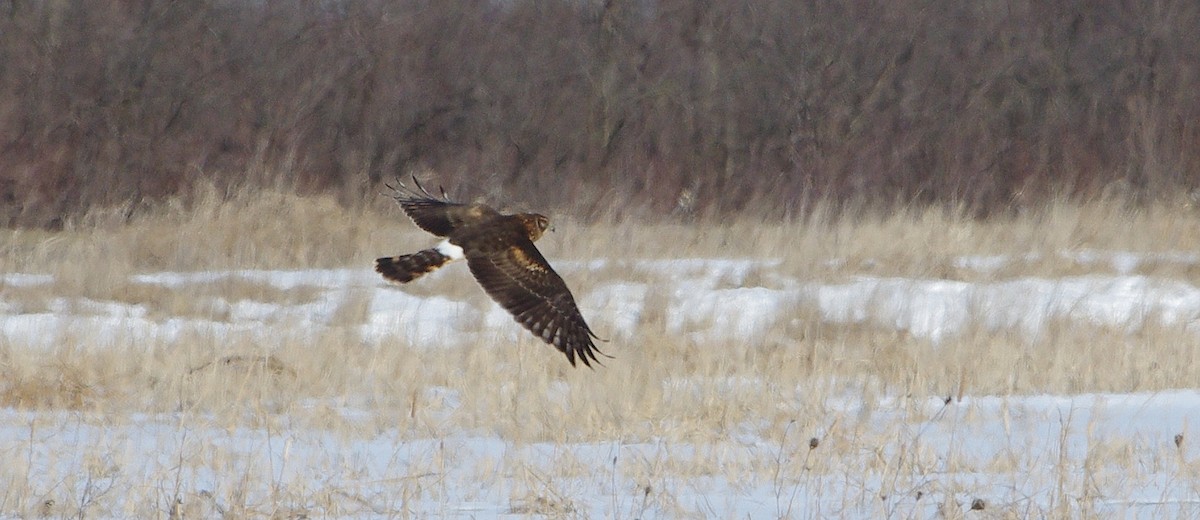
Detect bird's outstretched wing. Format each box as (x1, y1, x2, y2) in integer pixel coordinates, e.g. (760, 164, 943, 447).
(387, 178, 498, 237)
(465, 237, 605, 367)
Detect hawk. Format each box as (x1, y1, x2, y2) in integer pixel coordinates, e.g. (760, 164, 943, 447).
(375, 178, 606, 367)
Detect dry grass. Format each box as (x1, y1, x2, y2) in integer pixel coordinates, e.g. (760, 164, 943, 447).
(2, 192, 1200, 517)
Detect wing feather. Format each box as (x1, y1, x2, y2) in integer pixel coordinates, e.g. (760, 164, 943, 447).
(387, 184, 499, 237)
(465, 238, 604, 367)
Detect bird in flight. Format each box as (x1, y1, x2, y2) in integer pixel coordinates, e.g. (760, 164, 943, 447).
(375, 178, 606, 367)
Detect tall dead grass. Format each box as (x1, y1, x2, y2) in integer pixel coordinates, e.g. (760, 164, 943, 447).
(2, 192, 1200, 516)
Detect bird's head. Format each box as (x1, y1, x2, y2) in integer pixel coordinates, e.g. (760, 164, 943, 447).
(520, 213, 551, 241)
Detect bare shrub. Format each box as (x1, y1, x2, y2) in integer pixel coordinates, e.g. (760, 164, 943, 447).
(1, 0, 1198, 226)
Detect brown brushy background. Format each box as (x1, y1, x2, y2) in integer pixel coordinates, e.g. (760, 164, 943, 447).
(1, 0, 1198, 228)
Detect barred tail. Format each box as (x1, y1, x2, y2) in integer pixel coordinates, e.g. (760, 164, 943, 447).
(375, 249, 452, 283)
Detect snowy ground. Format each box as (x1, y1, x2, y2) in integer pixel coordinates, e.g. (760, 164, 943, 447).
(3, 252, 1200, 517)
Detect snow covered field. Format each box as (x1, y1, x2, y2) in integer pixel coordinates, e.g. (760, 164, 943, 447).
(3, 252, 1200, 518)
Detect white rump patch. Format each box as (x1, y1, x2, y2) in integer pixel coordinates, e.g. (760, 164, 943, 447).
(436, 239, 465, 261)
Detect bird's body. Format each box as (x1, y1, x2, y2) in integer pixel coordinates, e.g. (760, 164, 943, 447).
(375, 180, 605, 367)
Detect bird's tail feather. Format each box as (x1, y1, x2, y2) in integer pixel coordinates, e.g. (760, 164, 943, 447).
(375, 249, 452, 283)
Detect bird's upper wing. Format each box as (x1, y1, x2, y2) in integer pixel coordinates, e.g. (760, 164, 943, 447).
(395, 195, 499, 237)
(465, 237, 604, 367)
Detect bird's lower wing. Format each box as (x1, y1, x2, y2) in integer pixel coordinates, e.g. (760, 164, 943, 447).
(465, 242, 603, 367)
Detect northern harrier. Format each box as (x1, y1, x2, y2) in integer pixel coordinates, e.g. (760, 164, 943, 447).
(375, 179, 605, 367)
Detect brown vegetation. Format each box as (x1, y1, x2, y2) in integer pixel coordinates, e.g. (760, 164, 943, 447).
(2, 192, 1200, 516)
(2, 0, 1198, 227)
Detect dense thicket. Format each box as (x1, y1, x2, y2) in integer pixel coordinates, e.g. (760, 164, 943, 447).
(1, 0, 1197, 227)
